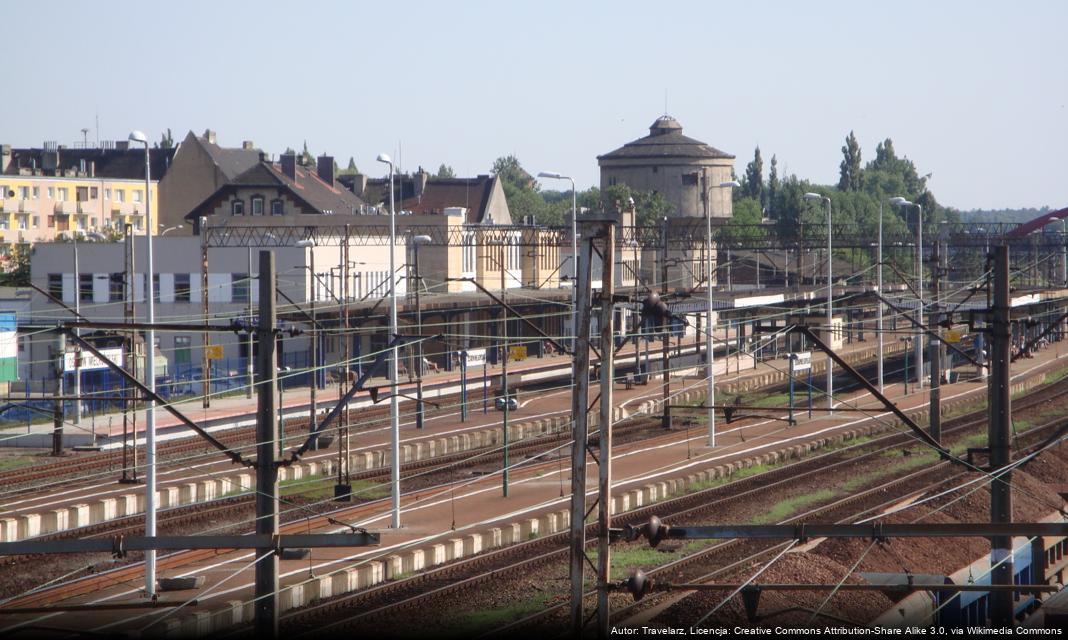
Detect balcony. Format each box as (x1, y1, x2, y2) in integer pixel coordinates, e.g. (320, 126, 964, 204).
(17, 199, 33, 213)
(112, 202, 134, 215)
(54, 201, 76, 215)
(77, 200, 95, 214)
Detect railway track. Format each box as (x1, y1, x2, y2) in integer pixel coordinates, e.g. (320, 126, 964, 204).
(0, 348, 1001, 628)
(272, 371, 1068, 638)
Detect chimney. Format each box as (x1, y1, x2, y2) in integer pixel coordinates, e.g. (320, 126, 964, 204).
(259, 152, 267, 162)
(242, 140, 254, 150)
(351, 174, 367, 196)
(316, 155, 335, 187)
(0, 145, 11, 173)
(280, 153, 298, 180)
(413, 167, 429, 200)
(115, 140, 129, 151)
(203, 129, 217, 145)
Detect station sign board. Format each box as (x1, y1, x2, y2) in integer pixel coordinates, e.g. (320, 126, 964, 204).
(791, 351, 812, 372)
(464, 348, 487, 367)
(64, 347, 123, 372)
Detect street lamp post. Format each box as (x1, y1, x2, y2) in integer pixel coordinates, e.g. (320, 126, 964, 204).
(705, 180, 739, 446)
(804, 193, 834, 410)
(128, 130, 157, 597)
(876, 202, 885, 393)
(295, 239, 318, 446)
(537, 171, 577, 360)
(412, 234, 432, 430)
(377, 153, 402, 529)
(891, 197, 924, 388)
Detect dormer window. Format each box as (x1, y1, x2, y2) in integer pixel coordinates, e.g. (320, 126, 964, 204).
(251, 196, 264, 215)
(232, 199, 245, 216)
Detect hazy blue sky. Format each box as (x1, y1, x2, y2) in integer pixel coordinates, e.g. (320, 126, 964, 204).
(4, 1, 1065, 211)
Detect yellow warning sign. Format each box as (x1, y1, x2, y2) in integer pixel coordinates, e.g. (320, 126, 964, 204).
(205, 344, 224, 360)
(944, 330, 962, 344)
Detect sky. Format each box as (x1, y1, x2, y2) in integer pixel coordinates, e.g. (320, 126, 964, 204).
(3, 0, 1066, 211)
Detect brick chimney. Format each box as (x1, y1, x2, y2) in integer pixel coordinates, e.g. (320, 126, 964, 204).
(0, 145, 11, 173)
(203, 129, 217, 145)
(242, 140, 254, 150)
(280, 153, 298, 180)
(316, 155, 335, 187)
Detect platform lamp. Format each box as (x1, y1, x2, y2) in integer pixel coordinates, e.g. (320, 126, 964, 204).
(128, 129, 158, 598)
(706, 180, 739, 447)
(377, 152, 402, 529)
(803, 192, 834, 411)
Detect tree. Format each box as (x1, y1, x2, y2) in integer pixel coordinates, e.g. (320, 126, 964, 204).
(336, 157, 359, 176)
(492, 155, 537, 190)
(300, 140, 314, 166)
(838, 131, 863, 192)
(156, 129, 174, 150)
(436, 164, 456, 179)
(743, 146, 764, 204)
(767, 154, 779, 215)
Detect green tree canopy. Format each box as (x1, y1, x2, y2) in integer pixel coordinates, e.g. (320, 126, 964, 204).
(838, 131, 863, 192)
(436, 164, 456, 179)
(743, 146, 764, 204)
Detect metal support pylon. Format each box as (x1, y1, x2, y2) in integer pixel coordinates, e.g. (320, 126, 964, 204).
(567, 217, 617, 637)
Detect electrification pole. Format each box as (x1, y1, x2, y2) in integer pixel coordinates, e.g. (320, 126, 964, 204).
(989, 244, 1014, 627)
(254, 250, 279, 638)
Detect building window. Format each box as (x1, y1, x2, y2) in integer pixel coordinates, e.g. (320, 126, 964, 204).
(47, 215, 55, 228)
(251, 197, 264, 216)
(152, 274, 161, 303)
(17, 216, 27, 230)
(48, 274, 63, 299)
(57, 187, 68, 201)
(31, 216, 38, 228)
(652, 166, 658, 173)
(133, 189, 143, 203)
(232, 200, 245, 216)
(32, 186, 39, 199)
(76, 186, 89, 202)
(109, 273, 124, 302)
(271, 199, 283, 216)
(174, 273, 191, 302)
(115, 190, 125, 203)
(174, 336, 191, 367)
(104, 188, 111, 200)
(90, 187, 98, 199)
(79, 273, 93, 302)
(18, 186, 29, 199)
(48, 187, 55, 199)
(232, 273, 249, 303)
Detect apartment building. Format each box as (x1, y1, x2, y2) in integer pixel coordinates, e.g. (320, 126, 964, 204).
(0, 143, 172, 250)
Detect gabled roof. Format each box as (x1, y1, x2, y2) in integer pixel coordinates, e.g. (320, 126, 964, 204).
(400, 176, 498, 223)
(191, 135, 262, 180)
(184, 160, 368, 221)
(598, 116, 734, 162)
(340, 173, 505, 224)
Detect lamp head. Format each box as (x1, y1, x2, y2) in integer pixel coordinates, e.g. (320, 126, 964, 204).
(412, 234, 432, 245)
(295, 239, 315, 248)
(537, 171, 566, 180)
(889, 196, 911, 206)
(376, 153, 392, 164)
(720, 180, 741, 188)
(128, 130, 148, 145)
(803, 192, 824, 201)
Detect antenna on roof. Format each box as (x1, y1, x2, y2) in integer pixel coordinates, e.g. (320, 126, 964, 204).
(664, 89, 668, 117)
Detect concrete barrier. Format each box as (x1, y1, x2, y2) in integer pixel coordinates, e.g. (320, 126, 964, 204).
(445, 538, 464, 561)
(463, 533, 483, 556)
(43, 509, 68, 534)
(356, 561, 384, 588)
(117, 494, 138, 517)
(219, 600, 246, 627)
(332, 568, 359, 594)
(0, 518, 17, 541)
(305, 574, 333, 602)
(384, 555, 404, 579)
(428, 543, 447, 566)
(68, 504, 90, 528)
(403, 549, 425, 573)
(91, 498, 117, 523)
(179, 483, 198, 505)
